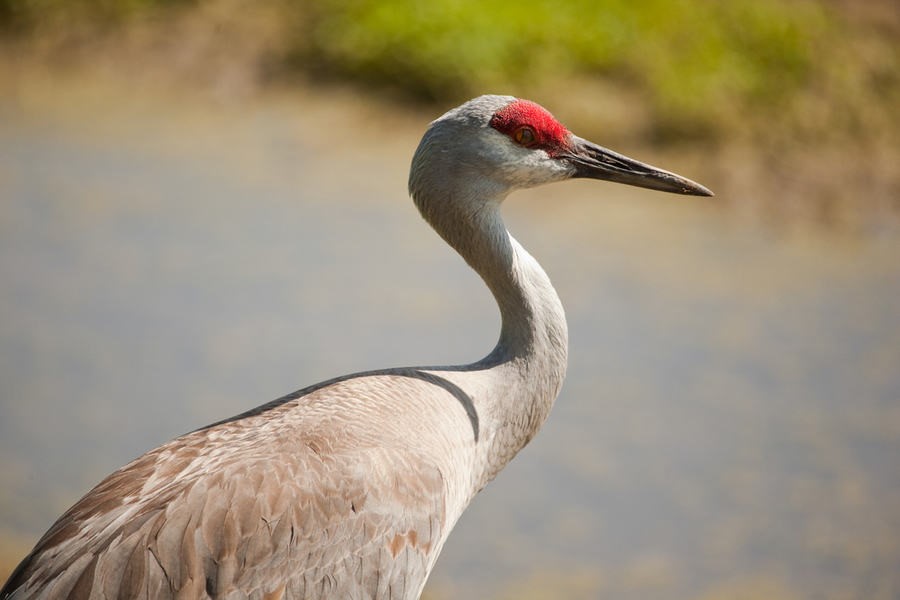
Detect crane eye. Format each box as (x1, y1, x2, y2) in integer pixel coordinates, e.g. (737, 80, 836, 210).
(514, 126, 537, 147)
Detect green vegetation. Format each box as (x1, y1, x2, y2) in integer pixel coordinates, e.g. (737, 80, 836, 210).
(0, 0, 897, 144)
(294, 0, 834, 140)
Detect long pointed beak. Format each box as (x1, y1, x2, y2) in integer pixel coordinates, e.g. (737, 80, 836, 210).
(563, 136, 713, 196)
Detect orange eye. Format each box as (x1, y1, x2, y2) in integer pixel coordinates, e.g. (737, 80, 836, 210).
(514, 126, 537, 147)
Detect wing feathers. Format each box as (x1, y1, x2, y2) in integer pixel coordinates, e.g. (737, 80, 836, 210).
(3, 374, 461, 599)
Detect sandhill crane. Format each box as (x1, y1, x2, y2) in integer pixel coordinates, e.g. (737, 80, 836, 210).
(1, 95, 711, 599)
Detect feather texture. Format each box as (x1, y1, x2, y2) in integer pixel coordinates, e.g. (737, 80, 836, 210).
(3, 374, 469, 599)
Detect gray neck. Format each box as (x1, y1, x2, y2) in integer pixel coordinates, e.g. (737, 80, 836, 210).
(413, 184, 569, 484)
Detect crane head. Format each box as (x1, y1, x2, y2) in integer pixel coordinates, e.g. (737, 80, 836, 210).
(409, 95, 712, 206)
(490, 98, 713, 196)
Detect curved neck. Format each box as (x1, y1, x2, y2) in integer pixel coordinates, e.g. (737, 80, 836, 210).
(415, 187, 569, 482)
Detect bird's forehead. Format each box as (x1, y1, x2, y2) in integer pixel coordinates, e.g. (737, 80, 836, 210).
(489, 99, 570, 148)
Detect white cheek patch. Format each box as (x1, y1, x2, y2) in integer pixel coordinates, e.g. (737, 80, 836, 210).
(500, 146, 574, 188)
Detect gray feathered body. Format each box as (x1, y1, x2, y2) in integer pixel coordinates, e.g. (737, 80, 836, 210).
(4, 372, 489, 599)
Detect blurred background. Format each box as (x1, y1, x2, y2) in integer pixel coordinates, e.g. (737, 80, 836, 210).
(1, 1, 898, 598)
